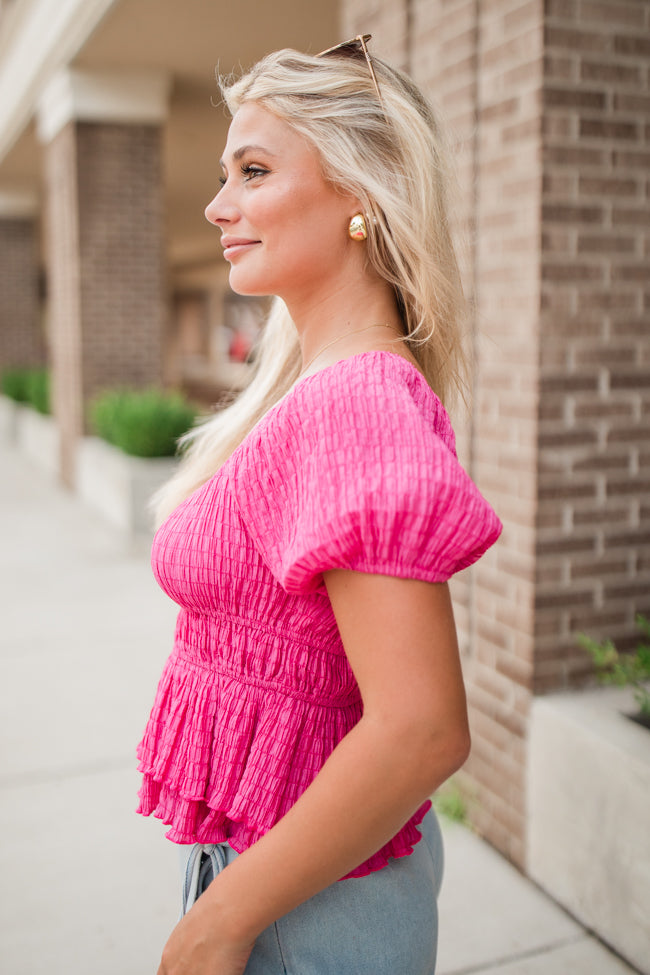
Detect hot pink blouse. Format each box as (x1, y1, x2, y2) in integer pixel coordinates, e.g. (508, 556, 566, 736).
(136, 351, 502, 878)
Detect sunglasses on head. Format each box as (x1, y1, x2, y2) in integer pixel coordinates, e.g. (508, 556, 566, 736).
(317, 33, 384, 109)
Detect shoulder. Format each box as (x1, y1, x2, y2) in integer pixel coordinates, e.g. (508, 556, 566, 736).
(262, 350, 457, 458)
(232, 349, 462, 531)
(231, 350, 501, 593)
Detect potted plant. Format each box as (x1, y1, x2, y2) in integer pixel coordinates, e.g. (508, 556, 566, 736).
(89, 388, 197, 458)
(79, 388, 198, 542)
(1, 367, 58, 471)
(578, 615, 650, 730)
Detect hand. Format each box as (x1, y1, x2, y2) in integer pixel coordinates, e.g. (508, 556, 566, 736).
(156, 895, 255, 975)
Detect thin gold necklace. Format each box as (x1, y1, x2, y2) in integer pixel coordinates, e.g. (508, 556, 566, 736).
(299, 323, 403, 376)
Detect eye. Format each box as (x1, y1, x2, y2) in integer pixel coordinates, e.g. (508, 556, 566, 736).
(241, 164, 269, 181)
(218, 175, 226, 187)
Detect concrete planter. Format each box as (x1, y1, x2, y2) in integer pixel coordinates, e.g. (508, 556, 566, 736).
(3, 402, 179, 548)
(528, 687, 650, 975)
(14, 402, 60, 477)
(77, 436, 177, 546)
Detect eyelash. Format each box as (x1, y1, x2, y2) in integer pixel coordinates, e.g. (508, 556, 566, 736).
(219, 164, 269, 187)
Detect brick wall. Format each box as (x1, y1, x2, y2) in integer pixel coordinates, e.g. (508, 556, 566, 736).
(76, 123, 166, 398)
(341, 0, 650, 868)
(413, 0, 543, 866)
(537, 0, 650, 686)
(346, 0, 544, 865)
(410, 2, 480, 652)
(43, 121, 166, 484)
(0, 218, 43, 368)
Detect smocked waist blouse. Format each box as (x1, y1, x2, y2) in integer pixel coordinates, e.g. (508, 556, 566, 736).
(136, 351, 502, 879)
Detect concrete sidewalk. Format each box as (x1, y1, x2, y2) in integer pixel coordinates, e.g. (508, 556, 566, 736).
(0, 441, 639, 975)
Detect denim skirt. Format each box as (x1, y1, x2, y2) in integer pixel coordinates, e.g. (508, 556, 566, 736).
(178, 808, 444, 975)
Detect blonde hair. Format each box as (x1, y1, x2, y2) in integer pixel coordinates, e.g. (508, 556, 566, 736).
(154, 45, 467, 523)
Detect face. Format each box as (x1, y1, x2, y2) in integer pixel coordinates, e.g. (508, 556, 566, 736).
(205, 102, 360, 302)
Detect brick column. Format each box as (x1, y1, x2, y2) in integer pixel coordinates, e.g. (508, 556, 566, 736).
(536, 1, 650, 681)
(414, 0, 544, 868)
(346, 0, 543, 866)
(37, 69, 169, 485)
(342, 0, 650, 869)
(0, 191, 43, 369)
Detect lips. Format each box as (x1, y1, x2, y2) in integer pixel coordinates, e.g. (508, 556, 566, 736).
(221, 236, 261, 260)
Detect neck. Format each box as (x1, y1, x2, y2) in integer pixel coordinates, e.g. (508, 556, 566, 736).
(284, 275, 403, 371)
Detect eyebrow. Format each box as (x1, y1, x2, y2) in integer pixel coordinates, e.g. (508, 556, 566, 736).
(219, 144, 277, 168)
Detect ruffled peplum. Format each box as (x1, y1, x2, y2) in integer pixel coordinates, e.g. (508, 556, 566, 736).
(135, 609, 430, 878)
(136, 609, 365, 862)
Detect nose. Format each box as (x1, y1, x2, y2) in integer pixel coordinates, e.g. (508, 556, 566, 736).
(204, 191, 223, 226)
(204, 187, 237, 227)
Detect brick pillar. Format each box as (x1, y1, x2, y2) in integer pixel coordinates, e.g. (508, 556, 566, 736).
(0, 192, 43, 369)
(342, 0, 650, 869)
(346, 0, 544, 866)
(536, 1, 650, 676)
(413, 0, 544, 868)
(37, 69, 169, 485)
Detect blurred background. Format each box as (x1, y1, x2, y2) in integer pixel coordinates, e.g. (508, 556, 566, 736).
(0, 1, 648, 973)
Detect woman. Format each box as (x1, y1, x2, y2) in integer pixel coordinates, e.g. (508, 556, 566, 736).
(138, 36, 502, 975)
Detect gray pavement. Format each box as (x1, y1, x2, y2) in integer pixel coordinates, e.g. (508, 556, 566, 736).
(0, 440, 639, 975)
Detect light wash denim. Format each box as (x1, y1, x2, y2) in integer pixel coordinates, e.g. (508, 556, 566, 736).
(177, 808, 444, 975)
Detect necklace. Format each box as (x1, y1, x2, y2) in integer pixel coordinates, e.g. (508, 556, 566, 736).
(299, 323, 403, 376)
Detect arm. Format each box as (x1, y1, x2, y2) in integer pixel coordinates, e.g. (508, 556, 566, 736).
(158, 572, 470, 975)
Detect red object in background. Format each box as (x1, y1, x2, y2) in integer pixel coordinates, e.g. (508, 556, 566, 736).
(229, 329, 253, 363)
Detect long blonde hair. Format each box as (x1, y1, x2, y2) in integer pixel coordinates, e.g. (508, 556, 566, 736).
(155, 45, 467, 523)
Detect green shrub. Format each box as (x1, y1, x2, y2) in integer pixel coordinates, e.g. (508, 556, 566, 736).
(578, 615, 650, 717)
(1, 368, 51, 414)
(2, 368, 32, 403)
(90, 388, 197, 458)
(432, 779, 469, 824)
(26, 369, 50, 415)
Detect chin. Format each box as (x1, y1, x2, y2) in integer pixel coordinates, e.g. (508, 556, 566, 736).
(228, 271, 275, 299)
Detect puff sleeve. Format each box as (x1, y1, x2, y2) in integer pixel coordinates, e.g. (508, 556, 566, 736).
(232, 354, 502, 595)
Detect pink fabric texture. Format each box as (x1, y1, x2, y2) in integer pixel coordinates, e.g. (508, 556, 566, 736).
(137, 351, 502, 878)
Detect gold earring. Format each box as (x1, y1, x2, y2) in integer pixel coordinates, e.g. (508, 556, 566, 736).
(348, 214, 367, 241)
